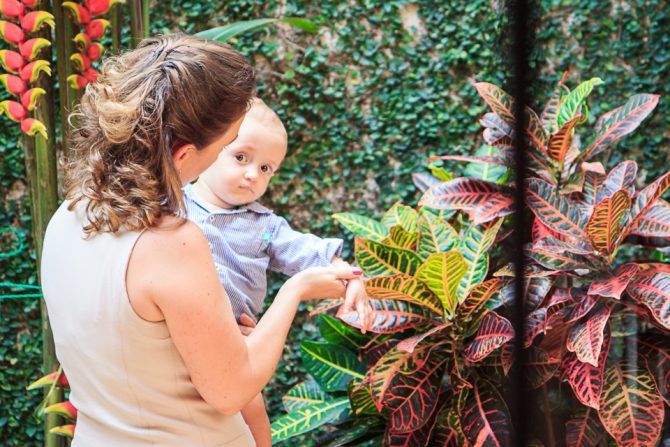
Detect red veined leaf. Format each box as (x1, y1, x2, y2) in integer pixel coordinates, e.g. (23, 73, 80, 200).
(340, 298, 438, 334)
(412, 172, 442, 193)
(636, 262, 670, 274)
(368, 344, 427, 411)
(586, 189, 631, 255)
(598, 361, 664, 447)
(430, 405, 470, 446)
(547, 115, 581, 162)
(582, 94, 660, 161)
(355, 237, 423, 277)
(588, 263, 640, 299)
(459, 377, 512, 447)
(561, 325, 611, 409)
(638, 334, 670, 403)
(457, 278, 507, 326)
(419, 177, 511, 212)
(626, 272, 670, 330)
(583, 169, 607, 206)
(526, 345, 560, 389)
(534, 236, 592, 255)
(596, 160, 637, 204)
(540, 71, 569, 134)
(629, 170, 670, 231)
(564, 291, 598, 323)
(526, 276, 554, 310)
(483, 127, 507, 146)
(480, 112, 513, 149)
(309, 298, 343, 317)
(397, 323, 452, 353)
(527, 247, 593, 272)
(629, 199, 670, 237)
(566, 304, 612, 366)
(527, 178, 589, 239)
(539, 311, 571, 360)
(501, 342, 513, 376)
(561, 169, 586, 195)
(365, 274, 443, 314)
(384, 407, 440, 447)
(544, 287, 573, 319)
(527, 106, 548, 155)
(473, 82, 515, 126)
(524, 308, 547, 348)
(566, 407, 604, 447)
(471, 194, 515, 225)
(385, 347, 447, 433)
(531, 218, 559, 243)
(462, 311, 514, 363)
(365, 338, 400, 368)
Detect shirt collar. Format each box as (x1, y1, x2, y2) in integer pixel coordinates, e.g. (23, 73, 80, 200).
(184, 184, 273, 215)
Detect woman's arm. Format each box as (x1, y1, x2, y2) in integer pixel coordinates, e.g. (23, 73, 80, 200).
(127, 219, 358, 415)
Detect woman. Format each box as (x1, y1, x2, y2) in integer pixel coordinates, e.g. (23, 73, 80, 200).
(40, 34, 361, 446)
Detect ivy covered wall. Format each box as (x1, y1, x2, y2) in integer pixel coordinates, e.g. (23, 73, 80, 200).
(1, 1, 667, 445)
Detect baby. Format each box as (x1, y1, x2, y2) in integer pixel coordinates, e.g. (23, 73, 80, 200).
(184, 98, 371, 446)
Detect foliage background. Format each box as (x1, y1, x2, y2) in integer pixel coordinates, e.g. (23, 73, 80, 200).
(0, 0, 667, 445)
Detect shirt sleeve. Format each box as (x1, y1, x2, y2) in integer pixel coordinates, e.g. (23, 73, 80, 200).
(267, 215, 343, 276)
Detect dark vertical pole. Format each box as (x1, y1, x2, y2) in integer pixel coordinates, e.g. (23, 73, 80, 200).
(509, 0, 532, 445)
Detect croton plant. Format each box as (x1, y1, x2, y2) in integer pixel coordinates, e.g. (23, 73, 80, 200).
(271, 73, 669, 446)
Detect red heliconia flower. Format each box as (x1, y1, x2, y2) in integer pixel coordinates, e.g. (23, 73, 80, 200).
(0, 73, 26, 95)
(0, 49, 25, 73)
(62, 2, 91, 26)
(0, 20, 26, 45)
(20, 87, 45, 111)
(21, 117, 48, 139)
(26, 370, 70, 390)
(20, 59, 51, 82)
(43, 400, 78, 421)
(67, 73, 87, 89)
(84, 18, 109, 40)
(0, 0, 25, 18)
(86, 42, 103, 61)
(84, 0, 119, 16)
(19, 37, 51, 61)
(0, 99, 27, 121)
(20, 10, 55, 33)
(21, 0, 43, 8)
(82, 67, 97, 83)
(71, 52, 91, 72)
(73, 32, 91, 51)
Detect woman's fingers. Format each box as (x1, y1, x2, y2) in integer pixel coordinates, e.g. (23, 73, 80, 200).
(331, 264, 364, 281)
(238, 313, 256, 336)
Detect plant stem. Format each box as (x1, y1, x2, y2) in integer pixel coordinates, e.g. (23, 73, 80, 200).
(111, 2, 121, 53)
(128, 0, 143, 48)
(141, 0, 150, 38)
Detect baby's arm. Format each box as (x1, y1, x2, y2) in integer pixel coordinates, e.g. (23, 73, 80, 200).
(241, 393, 272, 447)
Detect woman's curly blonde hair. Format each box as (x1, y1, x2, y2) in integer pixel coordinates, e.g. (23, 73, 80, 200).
(65, 33, 255, 235)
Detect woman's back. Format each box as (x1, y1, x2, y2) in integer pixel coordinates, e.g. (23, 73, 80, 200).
(41, 200, 254, 446)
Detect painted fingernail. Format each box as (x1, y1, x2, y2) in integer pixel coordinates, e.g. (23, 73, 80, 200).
(353, 269, 363, 275)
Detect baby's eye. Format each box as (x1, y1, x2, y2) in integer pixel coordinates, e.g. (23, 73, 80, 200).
(235, 153, 248, 163)
(260, 165, 273, 174)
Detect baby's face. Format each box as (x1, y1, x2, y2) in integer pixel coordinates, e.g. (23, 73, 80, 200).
(198, 116, 287, 209)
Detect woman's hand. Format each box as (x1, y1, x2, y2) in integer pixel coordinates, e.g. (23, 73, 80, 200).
(286, 265, 363, 302)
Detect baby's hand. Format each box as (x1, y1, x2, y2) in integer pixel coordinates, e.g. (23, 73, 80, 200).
(238, 313, 256, 336)
(339, 277, 374, 334)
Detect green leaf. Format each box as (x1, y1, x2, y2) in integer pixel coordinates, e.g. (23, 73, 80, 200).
(271, 397, 351, 443)
(196, 17, 317, 42)
(381, 202, 419, 233)
(429, 164, 453, 182)
(282, 381, 329, 413)
(365, 274, 443, 314)
(300, 341, 365, 392)
(319, 314, 371, 350)
(457, 219, 503, 300)
(333, 213, 387, 242)
(354, 238, 423, 277)
(415, 251, 468, 317)
(464, 145, 510, 184)
(382, 225, 418, 250)
(556, 77, 603, 128)
(417, 209, 460, 259)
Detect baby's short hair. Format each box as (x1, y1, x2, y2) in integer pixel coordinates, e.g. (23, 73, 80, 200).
(246, 97, 287, 142)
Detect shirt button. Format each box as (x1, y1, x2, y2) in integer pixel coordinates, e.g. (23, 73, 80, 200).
(209, 216, 216, 223)
(208, 243, 213, 249)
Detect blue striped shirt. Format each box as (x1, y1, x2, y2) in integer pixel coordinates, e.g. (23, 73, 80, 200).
(183, 186, 343, 321)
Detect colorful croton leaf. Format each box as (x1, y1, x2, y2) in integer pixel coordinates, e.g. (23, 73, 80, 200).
(0, 0, 53, 137)
(63, 0, 120, 89)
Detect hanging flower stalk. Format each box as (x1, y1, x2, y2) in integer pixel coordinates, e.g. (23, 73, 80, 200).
(28, 367, 78, 439)
(63, 0, 120, 89)
(0, 0, 54, 138)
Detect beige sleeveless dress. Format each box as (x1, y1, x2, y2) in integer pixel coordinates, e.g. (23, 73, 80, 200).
(41, 201, 255, 446)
